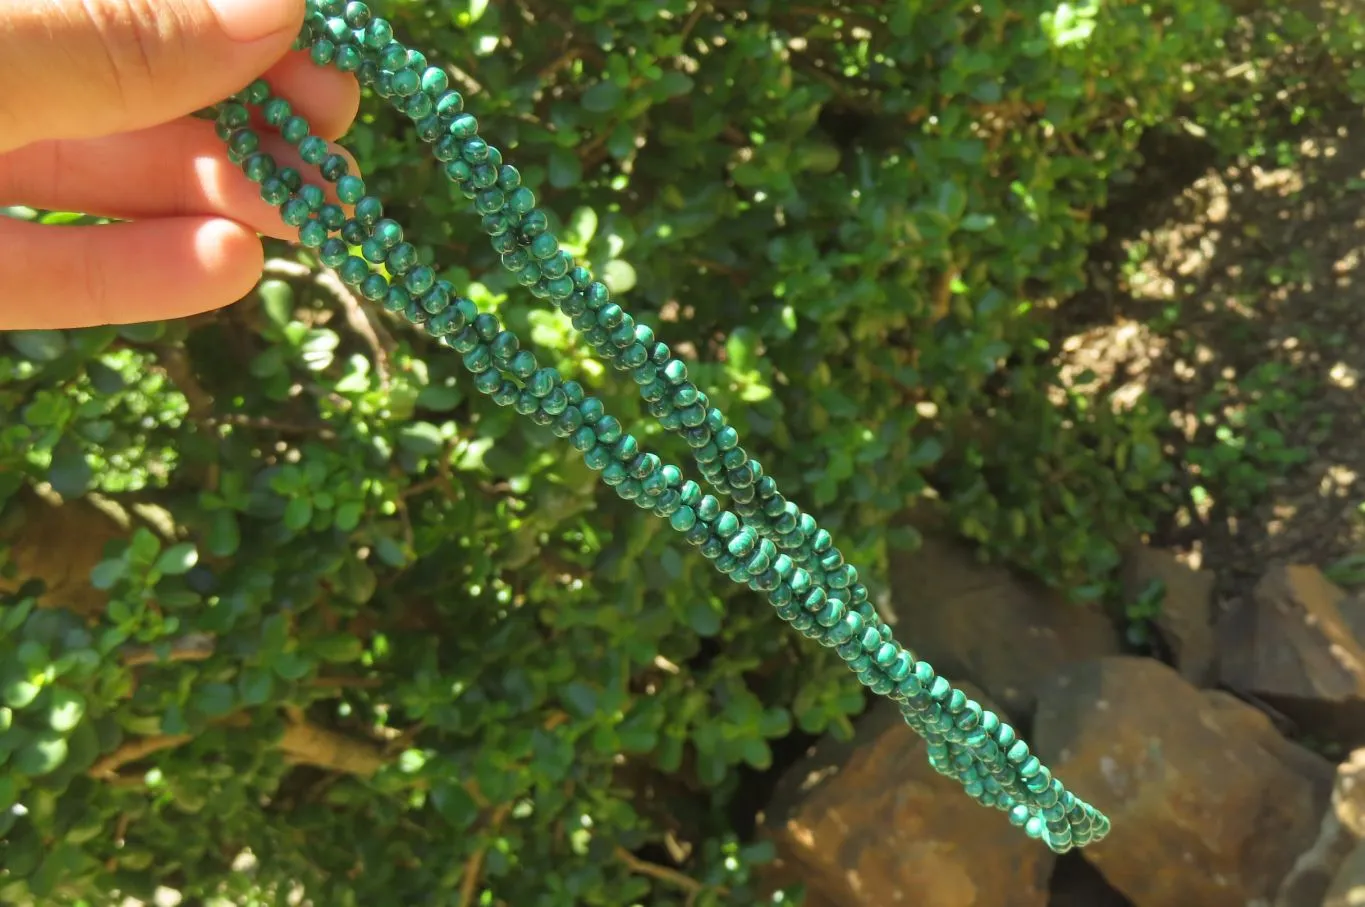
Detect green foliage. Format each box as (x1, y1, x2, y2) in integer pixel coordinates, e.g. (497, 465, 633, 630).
(1182, 361, 1320, 514)
(2, 0, 1359, 903)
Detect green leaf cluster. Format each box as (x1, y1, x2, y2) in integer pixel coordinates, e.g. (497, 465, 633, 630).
(2, 0, 1360, 903)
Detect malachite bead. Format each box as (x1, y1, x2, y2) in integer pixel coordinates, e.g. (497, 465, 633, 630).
(449, 113, 479, 138)
(320, 154, 349, 182)
(344, 1, 370, 27)
(421, 66, 448, 94)
(383, 287, 410, 313)
(355, 196, 384, 225)
(310, 38, 336, 64)
(259, 177, 289, 206)
(364, 18, 393, 47)
(359, 273, 388, 301)
(392, 69, 420, 97)
(462, 138, 490, 162)
(298, 220, 328, 248)
(361, 239, 387, 264)
(242, 153, 276, 182)
(338, 256, 369, 286)
(281, 115, 310, 144)
(340, 219, 367, 245)
(221, 12, 1107, 852)
(281, 198, 312, 226)
(386, 243, 418, 275)
(404, 266, 437, 295)
(336, 175, 366, 204)
(335, 45, 363, 72)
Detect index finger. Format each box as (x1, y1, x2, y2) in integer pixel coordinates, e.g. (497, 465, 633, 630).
(255, 49, 360, 142)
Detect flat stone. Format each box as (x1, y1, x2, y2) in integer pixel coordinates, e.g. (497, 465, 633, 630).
(1119, 545, 1216, 684)
(1032, 656, 1332, 907)
(1322, 839, 1365, 907)
(760, 689, 1053, 907)
(1273, 748, 1365, 907)
(887, 530, 1119, 717)
(1218, 565, 1365, 747)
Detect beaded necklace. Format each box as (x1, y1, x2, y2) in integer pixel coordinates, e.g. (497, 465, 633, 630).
(213, 0, 1111, 853)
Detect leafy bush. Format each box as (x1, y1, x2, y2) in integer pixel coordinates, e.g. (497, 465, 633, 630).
(0, 0, 1339, 902)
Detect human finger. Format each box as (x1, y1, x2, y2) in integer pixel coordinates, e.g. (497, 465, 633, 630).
(0, 215, 263, 329)
(0, 0, 305, 154)
(0, 117, 361, 241)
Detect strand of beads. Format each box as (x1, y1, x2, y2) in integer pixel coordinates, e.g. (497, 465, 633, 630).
(205, 0, 1111, 853)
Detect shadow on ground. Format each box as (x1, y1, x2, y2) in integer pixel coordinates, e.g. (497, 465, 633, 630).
(1056, 113, 1365, 596)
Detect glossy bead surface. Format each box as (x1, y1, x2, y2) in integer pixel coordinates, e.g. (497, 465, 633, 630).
(210, 12, 1109, 855)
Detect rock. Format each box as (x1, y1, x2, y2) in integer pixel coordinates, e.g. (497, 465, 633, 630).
(0, 485, 129, 616)
(1274, 748, 1365, 907)
(760, 690, 1053, 907)
(1119, 545, 1216, 684)
(1218, 565, 1365, 747)
(1032, 656, 1332, 907)
(1323, 840, 1365, 907)
(887, 529, 1119, 717)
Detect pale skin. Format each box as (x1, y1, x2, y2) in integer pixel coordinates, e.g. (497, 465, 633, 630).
(0, 0, 363, 329)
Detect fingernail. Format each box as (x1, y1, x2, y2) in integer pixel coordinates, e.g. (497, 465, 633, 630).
(207, 0, 304, 43)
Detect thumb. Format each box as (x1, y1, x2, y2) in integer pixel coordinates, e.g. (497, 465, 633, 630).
(0, 0, 307, 153)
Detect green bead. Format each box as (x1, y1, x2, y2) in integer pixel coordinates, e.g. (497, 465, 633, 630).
(310, 38, 336, 64)
(336, 175, 366, 204)
(298, 220, 328, 248)
(361, 239, 388, 264)
(320, 154, 349, 182)
(383, 287, 410, 313)
(508, 351, 536, 379)
(344, 0, 370, 27)
(338, 256, 369, 286)
(436, 90, 464, 117)
(334, 44, 362, 72)
(421, 66, 448, 94)
(261, 97, 291, 125)
(507, 187, 536, 214)
(462, 345, 492, 373)
(421, 284, 451, 314)
(473, 314, 499, 342)
(281, 116, 309, 145)
(449, 113, 479, 138)
(299, 184, 326, 211)
(300, 136, 329, 165)
(239, 78, 270, 104)
(359, 273, 388, 301)
(392, 69, 420, 97)
(228, 128, 259, 157)
(243, 153, 276, 182)
(219, 102, 249, 127)
(475, 189, 506, 215)
(373, 219, 403, 248)
(259, 177, 289, 206)
(323, 16, 349, 41)
(445, 160, 472, 185)
(364, 18, 393, 47)
(281, 198, 311, 226)
(354, 196, 384, 225)
(319, 238, 348, 267)
(670, 507, 697, 532)
(527, 368, 557, 397)
(404, 265, 436, 295)
(593, 415, 622, 444)
(386, 243, 418, 275)
(462, 138, 490, 163)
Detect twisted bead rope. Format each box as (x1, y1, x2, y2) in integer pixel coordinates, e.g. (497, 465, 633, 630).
(210, 0, 1110, 852)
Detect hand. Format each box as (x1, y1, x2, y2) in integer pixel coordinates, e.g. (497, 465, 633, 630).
(0, 0, 361, 329)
